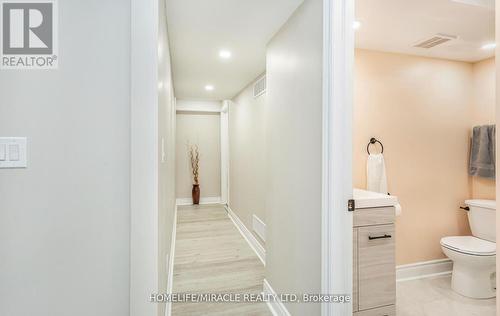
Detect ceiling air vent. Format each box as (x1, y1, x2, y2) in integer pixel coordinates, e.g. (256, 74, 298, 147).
(253, 75, 266, 98)
(413, 34, 457, 49)
(451, 0, 494, 10)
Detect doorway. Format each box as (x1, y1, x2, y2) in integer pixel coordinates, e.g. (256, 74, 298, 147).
(351, 0, 497, 315)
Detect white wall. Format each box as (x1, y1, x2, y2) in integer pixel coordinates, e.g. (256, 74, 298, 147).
(229, 75, 267, 245)
(265, 0, 323, 314)
(0, 1, 131, 315)
(175, 112, 221, 200)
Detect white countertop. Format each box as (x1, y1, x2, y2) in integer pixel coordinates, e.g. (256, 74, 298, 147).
(353, 188, 399, 209)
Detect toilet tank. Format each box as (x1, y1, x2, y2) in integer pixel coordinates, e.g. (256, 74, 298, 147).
(465, 199, 496, 242)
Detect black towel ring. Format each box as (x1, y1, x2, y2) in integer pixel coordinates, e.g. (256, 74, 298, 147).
(366, 137, 384, 154)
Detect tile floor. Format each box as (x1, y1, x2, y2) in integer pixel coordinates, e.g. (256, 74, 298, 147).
(397, 275, 496, 316)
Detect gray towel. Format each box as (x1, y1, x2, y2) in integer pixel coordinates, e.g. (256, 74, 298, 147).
(469, 125, 496, 179)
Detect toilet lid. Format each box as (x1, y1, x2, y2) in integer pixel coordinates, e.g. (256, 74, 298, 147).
(441, 236, 496, 256)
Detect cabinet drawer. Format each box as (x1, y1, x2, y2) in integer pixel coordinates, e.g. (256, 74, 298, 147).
(358, 224, 395, 310)
(354, 207, 394, 227)
(354, 305, 395, 316)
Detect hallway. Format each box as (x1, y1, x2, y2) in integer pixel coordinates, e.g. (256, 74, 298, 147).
(172, 204, 270, 316)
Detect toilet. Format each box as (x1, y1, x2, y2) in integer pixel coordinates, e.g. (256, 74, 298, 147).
(440, 199, 496, 299)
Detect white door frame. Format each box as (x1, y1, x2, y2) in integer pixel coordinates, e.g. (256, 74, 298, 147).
(321, 0, 354, 315)
(220, 100, 230, 205)
(130, 0, 160, 315)
(495, 2, 499, 305)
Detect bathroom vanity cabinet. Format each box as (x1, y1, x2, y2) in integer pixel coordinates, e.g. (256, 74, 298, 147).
(353, 189, 397, 316)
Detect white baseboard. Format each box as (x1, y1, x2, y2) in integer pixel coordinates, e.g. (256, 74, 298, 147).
(165, 205, 177, 316)
(225, 205, 266, 265)
(397, 258, 453, 282)
(176, 196, 221, 206)
(252, 214, 266, 242)
(263, 279, 291, 316)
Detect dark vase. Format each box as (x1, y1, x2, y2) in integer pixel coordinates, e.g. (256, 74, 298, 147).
(192, 184, 200, 205)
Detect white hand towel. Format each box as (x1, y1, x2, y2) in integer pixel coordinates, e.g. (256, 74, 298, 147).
(367, 153, 388, 194)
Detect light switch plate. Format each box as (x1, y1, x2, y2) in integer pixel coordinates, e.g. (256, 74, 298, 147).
(0, 144, 6, 161)
(9, 144, 20, 161)
(0, 137, 27, 168)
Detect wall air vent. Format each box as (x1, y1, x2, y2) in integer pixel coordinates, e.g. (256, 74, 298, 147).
(413, 34, 458, 49)
(253, 75, 266, 98)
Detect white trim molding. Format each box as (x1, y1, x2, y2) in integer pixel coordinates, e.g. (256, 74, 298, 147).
(396, 259, 453, 282)
(176, 196, 221, 206)
(225, 205, 266, 265)
(263, 279, 291, 316)
(252, 214, 266, 242)
(176, 100, 222, 113)
(321, 0, 354, 315)
(165, 206, 177, 316)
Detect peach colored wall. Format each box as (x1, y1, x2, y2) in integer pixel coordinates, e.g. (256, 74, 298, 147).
(354, 49, 495, 265)
(470, 58, 496, 200)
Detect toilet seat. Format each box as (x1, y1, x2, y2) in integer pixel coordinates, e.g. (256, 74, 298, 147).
(441, 236, 496, 256)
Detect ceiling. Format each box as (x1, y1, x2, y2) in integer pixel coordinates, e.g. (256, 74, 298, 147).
(355, 0, 495, 62)
(165, 0, 304, 101)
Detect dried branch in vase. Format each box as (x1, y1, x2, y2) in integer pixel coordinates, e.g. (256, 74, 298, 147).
(189, 145, 200, 185)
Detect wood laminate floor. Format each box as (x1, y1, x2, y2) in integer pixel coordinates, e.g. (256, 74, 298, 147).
(172, 204, 271, 316)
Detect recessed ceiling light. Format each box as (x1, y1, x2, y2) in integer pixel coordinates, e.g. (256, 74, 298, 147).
(481, 42, 496, 50)
(219, 50, 232, 59)
(205, 85, 214, 91)
(353, 21, 361, 30)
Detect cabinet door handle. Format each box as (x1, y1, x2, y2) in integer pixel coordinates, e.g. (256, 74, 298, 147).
(368, 234, 392, 240)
